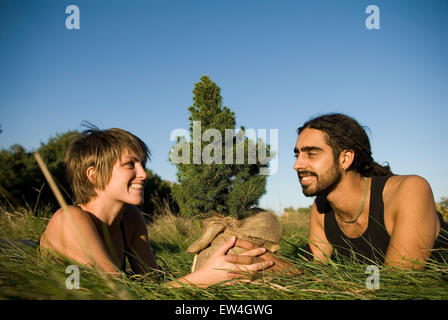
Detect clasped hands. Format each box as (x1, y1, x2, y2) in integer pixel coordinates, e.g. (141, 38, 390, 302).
(193, 236, 297, 287)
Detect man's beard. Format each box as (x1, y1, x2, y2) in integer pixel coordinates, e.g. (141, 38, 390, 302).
(299, 164, 342, 197)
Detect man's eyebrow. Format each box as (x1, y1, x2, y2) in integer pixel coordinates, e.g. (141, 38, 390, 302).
(294, 146, 324, 153)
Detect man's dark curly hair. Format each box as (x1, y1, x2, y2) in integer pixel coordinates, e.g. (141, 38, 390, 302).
(298, 113, 392, 177)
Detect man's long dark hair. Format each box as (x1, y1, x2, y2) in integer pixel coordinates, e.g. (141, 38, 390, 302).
(298, 113, 392, 177)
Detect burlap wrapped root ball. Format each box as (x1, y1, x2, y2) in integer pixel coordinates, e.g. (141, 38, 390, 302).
(187, 209, 283, 272)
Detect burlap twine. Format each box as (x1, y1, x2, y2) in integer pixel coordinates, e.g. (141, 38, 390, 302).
(187, 208, 282, 272)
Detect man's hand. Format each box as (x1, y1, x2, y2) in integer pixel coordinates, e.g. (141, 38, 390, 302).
(225, 239, 302, 275)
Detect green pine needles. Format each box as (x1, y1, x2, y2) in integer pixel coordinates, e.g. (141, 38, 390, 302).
(170, 76, 272, 219)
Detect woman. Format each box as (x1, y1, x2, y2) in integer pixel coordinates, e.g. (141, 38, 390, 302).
(39, 126, 272, 287)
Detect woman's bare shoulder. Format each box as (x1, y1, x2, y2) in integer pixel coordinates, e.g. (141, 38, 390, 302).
(41, 206, 94, 248)
(40, 206, 119, 271)
(47, 206, 92, 228)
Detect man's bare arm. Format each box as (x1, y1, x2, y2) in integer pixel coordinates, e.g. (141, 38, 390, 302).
(384, 175, 438, 269)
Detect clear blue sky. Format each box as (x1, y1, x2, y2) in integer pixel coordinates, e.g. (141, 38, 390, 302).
(1, 0, 447, 213)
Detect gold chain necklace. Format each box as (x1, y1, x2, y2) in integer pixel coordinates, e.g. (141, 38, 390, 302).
(337, 177, 369, 224)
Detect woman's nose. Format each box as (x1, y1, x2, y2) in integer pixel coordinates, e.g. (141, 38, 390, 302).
(136, 163, 147, 180)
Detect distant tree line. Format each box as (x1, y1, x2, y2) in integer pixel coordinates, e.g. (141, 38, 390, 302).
(436, 197, 448, 221)
(283, 206, 311, 215)
(0, 131, 177, 218)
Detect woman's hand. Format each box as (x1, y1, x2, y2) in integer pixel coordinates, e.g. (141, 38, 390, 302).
(170, 236, 274, 287)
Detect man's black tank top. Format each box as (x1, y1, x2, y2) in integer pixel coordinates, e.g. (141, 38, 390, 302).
(320, 175, 448, 265)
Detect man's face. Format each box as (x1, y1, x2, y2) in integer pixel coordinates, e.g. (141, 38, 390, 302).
(293, 128, 342, 197)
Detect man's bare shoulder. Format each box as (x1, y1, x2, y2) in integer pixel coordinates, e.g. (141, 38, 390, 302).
(385, 175, 432, 198)
(384, 175, 434, 219)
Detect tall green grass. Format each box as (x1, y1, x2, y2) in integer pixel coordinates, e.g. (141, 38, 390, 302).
(1, 206, 447, 300)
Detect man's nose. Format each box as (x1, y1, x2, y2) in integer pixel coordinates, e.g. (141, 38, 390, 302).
(293, 155, 305, 171)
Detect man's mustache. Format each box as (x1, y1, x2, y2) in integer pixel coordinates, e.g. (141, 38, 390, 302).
(297, 171, 317, 177)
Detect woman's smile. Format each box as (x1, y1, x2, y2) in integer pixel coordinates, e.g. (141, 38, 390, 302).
(129, 183, 144, 192)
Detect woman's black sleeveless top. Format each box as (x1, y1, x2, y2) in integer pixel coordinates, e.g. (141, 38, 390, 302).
(319, 175, 448, 265)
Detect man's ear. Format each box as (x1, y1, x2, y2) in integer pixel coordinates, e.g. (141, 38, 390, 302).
(86, 166, 97, 184)
(340, 149, 355, 171)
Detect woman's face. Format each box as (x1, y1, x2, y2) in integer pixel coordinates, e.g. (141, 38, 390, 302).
(102, 149, 147, 206)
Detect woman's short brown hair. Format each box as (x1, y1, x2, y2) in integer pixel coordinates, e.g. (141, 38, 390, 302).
(65, 126, 150, 205)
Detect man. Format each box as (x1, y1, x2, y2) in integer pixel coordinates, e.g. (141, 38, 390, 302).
(295, 113, 448, 269)
(228, 113, 448, 270)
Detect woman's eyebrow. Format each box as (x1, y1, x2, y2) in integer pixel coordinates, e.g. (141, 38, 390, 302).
(122, 155, 141, 162)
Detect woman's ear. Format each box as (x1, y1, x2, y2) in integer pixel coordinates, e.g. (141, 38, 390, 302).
(86, 166, 97, 184)
(340, 149, 355, 171)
